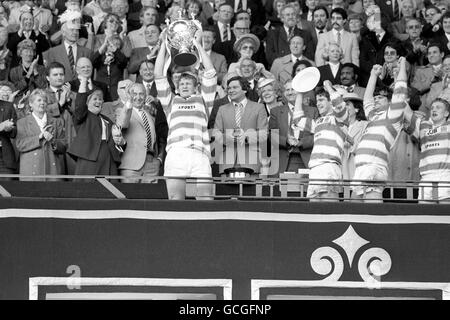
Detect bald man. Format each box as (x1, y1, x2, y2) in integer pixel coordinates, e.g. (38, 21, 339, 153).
(69, 57, 110, 101)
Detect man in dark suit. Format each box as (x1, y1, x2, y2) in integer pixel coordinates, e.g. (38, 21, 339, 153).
(213, 76, 268, 177)
(127, 24, 160, 78)
(375, 0, 401, 22)
(69, 57, 110, 102)
(269, 79, 315, 176)
(309, 6, 330, 53)
(212, 3, 236, 63)
(8, 11, 50, 68)
(266, 3, 314, 66)
(0, 83, 18, 176)
(43, 22, 93, 83)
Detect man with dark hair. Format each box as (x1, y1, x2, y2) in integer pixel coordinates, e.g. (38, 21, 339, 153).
(315, 7, 359, 66)
(412, 42, 445, 95)
(310, 5, 330, 50)
(212, 3, 235, 60)
(127, 24, 160, 78)
(336, 62, 366, 98)
(213, 75, 268, 177)
(0, 80, 18, 177)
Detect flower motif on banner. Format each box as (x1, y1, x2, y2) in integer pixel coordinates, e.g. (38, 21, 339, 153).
(310, 225, 392, 284)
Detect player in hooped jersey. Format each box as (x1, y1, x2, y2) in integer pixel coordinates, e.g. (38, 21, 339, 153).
(154, 30, 217, 200)
(351, 57, 408, 202)
(293, 81, 350, 201)
(404, 97, 450, 202)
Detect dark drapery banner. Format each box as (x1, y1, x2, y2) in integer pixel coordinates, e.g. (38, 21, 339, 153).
(1, 198, 450, 300)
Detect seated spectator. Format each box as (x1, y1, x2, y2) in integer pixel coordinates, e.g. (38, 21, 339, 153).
(7, 9, 50, 68)
(93, 34, 128, 101)
(317, 42, 343, 86)
(94, 13, 132, 59)
(9, 39, 47, 98)
(68, 88, 125, 176)
(16, 88, 67, 181)
(0, 27, 12, 81)
(128, 6, 160, 49)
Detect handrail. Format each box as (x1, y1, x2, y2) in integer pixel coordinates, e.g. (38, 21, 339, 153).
(0, 174, 448, 203)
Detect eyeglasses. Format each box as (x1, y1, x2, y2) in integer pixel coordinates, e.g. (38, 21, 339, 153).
(235, 27, 250, 32)
(241, 45, 254, 50)
(407, 25, 421, 29)
(384, 50, 397, 55)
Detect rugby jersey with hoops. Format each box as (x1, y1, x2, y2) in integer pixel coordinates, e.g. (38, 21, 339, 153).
(293, 92, 349, 168)
(405, 116, 450, 177)
(155, 69, 217, 157)
(354, 80, 408, 169)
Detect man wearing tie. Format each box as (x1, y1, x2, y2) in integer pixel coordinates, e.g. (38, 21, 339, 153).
(213, 76, 268, 177)
(212, 3, 235, 62)
(116, 82, 168, 182)
(43, 21, 93, 83)
(315, 8, 359, 67)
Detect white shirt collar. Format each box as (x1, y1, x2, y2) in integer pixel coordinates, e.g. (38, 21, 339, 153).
(291, 54, 304, 63)
(233, 98, 248, 108)
(32, 112, 48, 131)
(205, 49, 212, 55)
(49, 85, 60, 93)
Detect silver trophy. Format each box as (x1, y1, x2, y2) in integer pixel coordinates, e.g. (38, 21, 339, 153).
(166, 10, 202, 67)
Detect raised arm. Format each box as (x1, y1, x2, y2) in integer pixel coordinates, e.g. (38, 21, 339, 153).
(154, 31, 173, 116)
(324, 80, 348, 124)
(363, 64, 382, 120)
(388, 56, 409, 122)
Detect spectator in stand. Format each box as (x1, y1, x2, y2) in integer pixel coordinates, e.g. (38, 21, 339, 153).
(291, 59, 318, 111)
(43, 18, 94, 83)
(94, 13, 132, 59)
(392, 0, 416, 41)
(268, 79, 315, 176)
(202, 27, 227, 85)
(309, 6, 330, 52)
(9, 39, 47, 98)
(16, 88, 67, 181)
(7, 9, 50, 68)
(228, 33, 266, 75)
(8, 1, 52, 35)
(315, 7, 360, 67)
(110, 0, 129, 37)
(302, 0, 320, 22)
(0, 27, 13, 81)
(127, 24, 160, 79)
(411, 42, 444, 95)
(93, 34, 128, 101)
(403, 18, 428, 67)
(270, 34, 315, 85)
(115, 82, 168, 182)
(70, 57, 109, 101)
(91, 0, 115, 34)
(185, 0, 209, 27)
(257, 77, 285, 117)
(317, 42, 344, 86)
(212, 3, 235, 64)
(428, 11, 450, 56)
(379, 41, 410, 88)
(422, 55, 450, 116)
(83, 0, 112, 17)
(0, 83, 17, 177)
(213, 75, 268, 178)
(128, 6, 159, 49)
(335, 62, 366, 98)
(68, 87, 125, 176)
(348, 13, 363, 42)
(128, 0, 165, 32)
(266, 3, 315, 66)
(266, 0, 287, 29)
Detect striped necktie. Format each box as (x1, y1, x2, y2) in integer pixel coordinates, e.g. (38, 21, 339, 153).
(235, 102, 243, 128)
(337, 31, 341, 47)
(393, 0, 399, 20)
(68, 45, 75, 73)
(139, 109, 153, 151)
(222, 24, 229, 42)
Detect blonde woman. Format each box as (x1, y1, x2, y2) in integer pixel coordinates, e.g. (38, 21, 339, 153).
(317, 42, 344, 86)
(16, 89, 66, 181)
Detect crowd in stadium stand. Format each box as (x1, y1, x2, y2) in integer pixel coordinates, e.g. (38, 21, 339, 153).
(0, 0, 449, 202)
